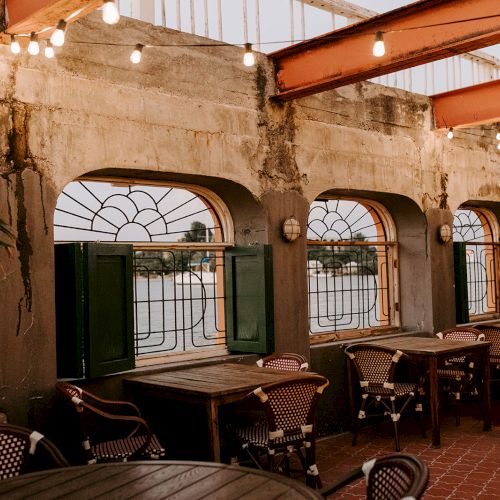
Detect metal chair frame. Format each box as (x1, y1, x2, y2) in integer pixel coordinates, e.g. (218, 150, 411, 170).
(0, 423, 69, 479)
(435, 327, 485, 425)
(319, 453, 429, 499)
(473, 324, 500, 382)
(345, 344, 426, 452)
(229, 375, 329, 489)
(56, 382, 165, 464)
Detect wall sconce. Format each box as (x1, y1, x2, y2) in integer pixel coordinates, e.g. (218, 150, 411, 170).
(438, 223, 452, 243)
(282, 217, 301, 242)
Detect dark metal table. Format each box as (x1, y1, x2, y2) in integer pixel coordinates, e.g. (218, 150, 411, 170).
(0, 461, 322, 499)
(124, 363, 320, 462)
(359, 336, 492, 447)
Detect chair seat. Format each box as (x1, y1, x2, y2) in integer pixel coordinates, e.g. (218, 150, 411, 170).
(92, 433, 165, 462)
(232, 421, 305, 449)
(437, 368, 468, 380)
(362, 382, 418, 397)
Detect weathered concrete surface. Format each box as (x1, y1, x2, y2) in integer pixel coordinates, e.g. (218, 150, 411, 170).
(0, 12, 499, 430)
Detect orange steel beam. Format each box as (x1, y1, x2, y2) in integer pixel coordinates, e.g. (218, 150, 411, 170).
(272, 0, 500, 100)
(432, 79, 500, 130)
(6, 0, 103, 37)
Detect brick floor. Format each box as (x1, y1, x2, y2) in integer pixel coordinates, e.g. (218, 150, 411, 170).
(316, 400, 500, 499)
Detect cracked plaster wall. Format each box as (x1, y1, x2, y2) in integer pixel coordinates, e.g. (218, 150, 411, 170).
(0, 12, 499, 425)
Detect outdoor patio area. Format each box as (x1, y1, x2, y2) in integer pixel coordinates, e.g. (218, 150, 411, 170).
(316, 399, 500, 499)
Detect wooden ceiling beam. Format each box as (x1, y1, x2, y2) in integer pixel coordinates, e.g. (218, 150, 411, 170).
(432, 79, 500, 130)
(272, 0, 500, 100)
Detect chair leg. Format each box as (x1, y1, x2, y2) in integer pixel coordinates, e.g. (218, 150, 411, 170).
(455, 389, 461, 426)
(352, 396, 367, 446)
(390, 398, 400, 452)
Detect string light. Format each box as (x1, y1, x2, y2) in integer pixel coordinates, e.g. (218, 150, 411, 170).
(45, 40, 55, 59)
(10, 35, 21, 54)
(102, 0, 120, 25)
(27, 33, 40, 56)
(243, 43, 255, 67)
(372, 32, 385, 57)
(50, 20, 67, 47)
(447, 128, 454, 140)
(496, 132, 500, 141)
(130, 43, 144, 64)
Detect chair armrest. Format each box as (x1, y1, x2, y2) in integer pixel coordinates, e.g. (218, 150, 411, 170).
(318, 467, 364, 497)
(81, 390, 142, 416)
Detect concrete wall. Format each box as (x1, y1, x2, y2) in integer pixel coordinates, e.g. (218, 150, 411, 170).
(0, 13, 499, 434)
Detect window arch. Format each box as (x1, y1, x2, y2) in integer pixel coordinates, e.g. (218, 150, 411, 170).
(307, 198, 398, 340)
(453, 208, 499, 319)
(54, 179, 233, 364)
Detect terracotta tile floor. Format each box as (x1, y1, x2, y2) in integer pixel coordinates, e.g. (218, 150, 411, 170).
(316, 400, 500, 499)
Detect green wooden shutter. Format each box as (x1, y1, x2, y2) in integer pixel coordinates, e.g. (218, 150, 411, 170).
(225, 245, 274, 354)
(453, 242, 469, 324)
(55, 243, 85, 379)
(85, 243, 135, 378)
(55, 243, 134, 378)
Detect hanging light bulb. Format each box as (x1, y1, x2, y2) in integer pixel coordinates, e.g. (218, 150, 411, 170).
(243, 43, 255, 67)
(45, 40, 55, 59)
(372, 31, 385, 57)
(28, 33, 40, 56)
(496, 131, 500, 141)
(447, 128, 454, 140)
(10, 35, 21, 54)
(102, 0, 120, 25)
(130, 44, 144, 64)
(50, 19, 67, 47)
(497, 142, 500, 150)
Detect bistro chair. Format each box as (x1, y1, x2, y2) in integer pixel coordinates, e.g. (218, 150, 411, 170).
(435, 327, 485, 425)
(0, 423, 69, 479)
(345, 344, 426, 452)
(472, 324, 500, 381)
(256, 353, 309, 371)
(56, 382, 165, 464)
(319, 453, 429, 499)
(228, 375, 329, 488)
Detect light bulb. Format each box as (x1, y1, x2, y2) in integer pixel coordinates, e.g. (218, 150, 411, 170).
(497, 142, 500, 150)
(373, 31, 385, 57)
(130, 44, 143, 64)
(45, 41, 55, 59)
(28, 33, 40, 56)
(447, 128, 454, 140)
(102, 0, 120, 25)
(10, 35, 21, 54)
(50, 19, 66, 47)
(243, 43, 255, 67)
(496, 132, 500, 141)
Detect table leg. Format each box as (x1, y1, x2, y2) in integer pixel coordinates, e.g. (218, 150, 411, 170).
(428, 357, 440, 447)
(206, 399, 221, 462)
(481, 347, 492, 432)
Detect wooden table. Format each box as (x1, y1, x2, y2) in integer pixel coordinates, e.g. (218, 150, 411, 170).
(0, 461, 322, 499)
(361, 336, 492, 447)
(124, 363, 320, 462)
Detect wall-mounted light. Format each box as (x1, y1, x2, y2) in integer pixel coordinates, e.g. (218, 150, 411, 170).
(438, 223, 452, 243)
(372, 31, 385, 57)
(282, 217, 301, 242)
(243, 43, 255, 67)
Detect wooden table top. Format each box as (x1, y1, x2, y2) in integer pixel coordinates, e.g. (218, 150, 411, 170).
(0, 461, 322, 499)
(365, 336, 491, 356)
(125, 363, 320, 398)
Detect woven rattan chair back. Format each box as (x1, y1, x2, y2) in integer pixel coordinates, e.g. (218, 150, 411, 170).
(0, 424, 69, 479)
(256, 353, 309, 371)
(436, 327, 484, 342)
(473, 324, 500, 367)
(320, 453, 429, 499)
(345, 345, 400, 387)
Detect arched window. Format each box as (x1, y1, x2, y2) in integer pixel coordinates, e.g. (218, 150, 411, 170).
(453, 208, 499, 319)
(54, 179, 233, 364)
(307, 198, 398, 340)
